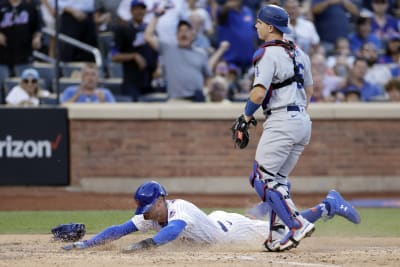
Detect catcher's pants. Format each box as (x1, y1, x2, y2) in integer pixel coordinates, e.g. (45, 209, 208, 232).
(255, 107, 311, 185)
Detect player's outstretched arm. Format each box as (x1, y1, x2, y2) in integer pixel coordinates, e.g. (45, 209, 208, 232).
(123, 219, 187, 253)
(63, 220, 137, 250)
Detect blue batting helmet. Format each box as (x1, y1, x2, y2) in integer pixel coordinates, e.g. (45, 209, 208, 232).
(257, 5, 291, 34)
(134, 181, 168, 215)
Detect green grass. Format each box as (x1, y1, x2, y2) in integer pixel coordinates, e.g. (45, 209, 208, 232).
(314, 208, 400, 237)
(0, 208, 399, 237)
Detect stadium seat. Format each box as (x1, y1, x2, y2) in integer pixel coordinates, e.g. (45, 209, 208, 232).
(60, 62, 85, 78)
(0, 64, 9, 104)
(138, 92, 168, 102)
(32, 62, 59, 92)
(100, 78, 122, 95)
(62, 61, 105, 78)
(107, 62, 123, 78)
(231, 93, 248, 102)
(114, 94, 132, 102)
(40, 96, 59, 106)
(13, 63, 33, 77)
(54, 77, 81, 93)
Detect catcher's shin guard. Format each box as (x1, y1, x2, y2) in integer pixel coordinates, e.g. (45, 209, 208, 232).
(263, 183, 315, 251)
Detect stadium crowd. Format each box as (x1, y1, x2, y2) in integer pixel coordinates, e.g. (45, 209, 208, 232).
(0, 0, 399, 104)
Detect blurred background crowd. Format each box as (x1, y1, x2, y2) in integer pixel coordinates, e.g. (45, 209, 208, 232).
(0, 0, 399, 106)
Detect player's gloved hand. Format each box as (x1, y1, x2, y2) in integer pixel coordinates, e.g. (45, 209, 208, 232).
(231, 114, 257, 149)
(122, 238, 156, 253)
(62, 241, 89, 251)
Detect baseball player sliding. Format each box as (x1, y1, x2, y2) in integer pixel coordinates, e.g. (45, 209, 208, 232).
(62, 181, 360, 252)
(231, 4, 360, 252)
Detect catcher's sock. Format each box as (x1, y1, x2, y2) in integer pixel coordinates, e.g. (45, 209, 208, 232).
(300, 203, 329, 223)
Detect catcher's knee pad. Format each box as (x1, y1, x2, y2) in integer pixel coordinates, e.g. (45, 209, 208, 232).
(265, 186, 301, 229)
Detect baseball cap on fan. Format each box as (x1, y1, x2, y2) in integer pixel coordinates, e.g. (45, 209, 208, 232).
(131, 0, 146, 8)
(21, 68, 40, 80)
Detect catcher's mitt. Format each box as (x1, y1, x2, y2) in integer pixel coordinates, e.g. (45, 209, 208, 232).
(51, 223, 86, 242)
(231, 115, 257, 149)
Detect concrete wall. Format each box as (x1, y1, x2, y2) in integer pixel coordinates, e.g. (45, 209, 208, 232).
(65, 103, 400, 194)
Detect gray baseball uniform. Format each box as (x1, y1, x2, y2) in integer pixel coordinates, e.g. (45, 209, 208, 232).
(253, 43, 313, 186)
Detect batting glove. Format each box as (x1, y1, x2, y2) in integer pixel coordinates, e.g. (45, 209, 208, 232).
(122, 238, 156, 253)
(62, 241, 89, 251)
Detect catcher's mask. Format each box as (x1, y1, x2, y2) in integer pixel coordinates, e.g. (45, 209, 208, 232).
(134, 181, 168, 215)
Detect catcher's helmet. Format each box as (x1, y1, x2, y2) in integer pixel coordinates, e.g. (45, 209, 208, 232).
(134, 181, 168, 215)
(257, 5, 291, 34)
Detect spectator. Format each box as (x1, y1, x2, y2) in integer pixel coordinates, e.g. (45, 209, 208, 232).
(363, 0, 397, 15)
(40, 0, 56, 57)
(341, 57, 385, 101)
(284, 0, 320, 54)
(326, 37, 355, 69)
(61, 63, 116, 103)
(311, 0, 359, 54)
(187, 0, 214, 37)
(311, 53, 346, 101)
(310, 71, 330, 102)
(189, 11, 214, 54)
(385, 78, 400, 101)
(358, 42, 393, 88)
(55, 0, 98, 62)
(370, 0, 399, 44)
(207, 76, 230, 103)
(6, 68, 50, 107)
(226, 63, 247, 100)
(111, 0, 158, 101)
(144, 13, 212, 102)
(209, 58, 244, 102)
(394, 0, 400, 18)
(348, 16, 382, 55)
(94, 0, 123, 32)
(216, 0, 257, 73)
(0, 0, 42, 76)
(117, 0, 189, 44)
(378, 32, 400, 64)
(342, 88, 362, 102)
(332, 54, 352, 78)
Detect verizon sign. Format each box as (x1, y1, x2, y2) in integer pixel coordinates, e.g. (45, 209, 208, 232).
(0, 135, 59, 158)
(0, 108, 69, 185)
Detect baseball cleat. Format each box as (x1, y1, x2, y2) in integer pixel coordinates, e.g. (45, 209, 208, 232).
(264, 219, 315, 252)
(264, 224, 289, 252)
(324, 190, 361, 224)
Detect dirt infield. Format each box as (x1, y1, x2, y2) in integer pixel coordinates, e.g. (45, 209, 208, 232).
(1, 234, 400, 267)
(1, 186, 400, 267)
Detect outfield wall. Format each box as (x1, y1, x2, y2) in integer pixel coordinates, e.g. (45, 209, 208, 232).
(64, 102, 400, 194)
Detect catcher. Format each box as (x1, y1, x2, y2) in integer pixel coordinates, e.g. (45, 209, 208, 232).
(61, 180, 359, 252)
